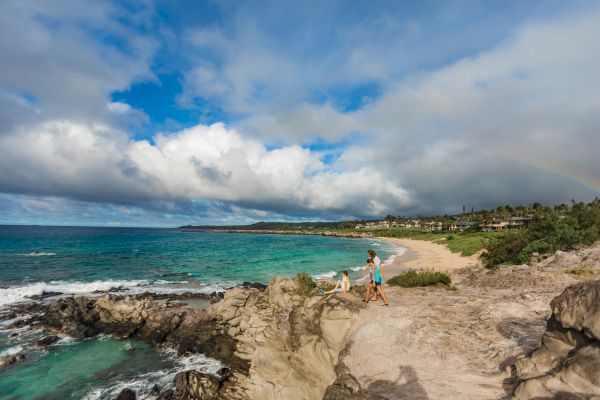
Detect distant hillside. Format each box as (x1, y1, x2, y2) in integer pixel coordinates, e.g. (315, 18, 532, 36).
(179, 220, 363, 230)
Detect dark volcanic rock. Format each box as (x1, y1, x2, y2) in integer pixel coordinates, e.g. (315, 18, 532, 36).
(34, 335, 61, 348)
(27, 291, 63, 300)
(114, 388, 136, 400)
(239, 281, 267, 291)
(156, 389, 174, 400)
(1, 353, 26, 369)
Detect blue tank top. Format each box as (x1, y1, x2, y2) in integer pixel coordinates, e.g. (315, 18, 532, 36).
(374, 265, 382, 282)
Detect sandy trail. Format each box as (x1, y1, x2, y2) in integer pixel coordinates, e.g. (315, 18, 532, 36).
(341, 239, 579, 400)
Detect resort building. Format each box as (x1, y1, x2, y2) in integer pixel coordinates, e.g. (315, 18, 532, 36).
(448, 221, 479, 232)
(423, 221, 443, 232)
(481, 217, 533, 231)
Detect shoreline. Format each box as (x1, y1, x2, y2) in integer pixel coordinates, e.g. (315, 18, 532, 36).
(377, 237, 481, 281)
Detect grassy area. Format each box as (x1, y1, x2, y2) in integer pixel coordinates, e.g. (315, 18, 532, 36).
(387, 270, 452, 288)
(350, 227, 503, 256)
(568, 263, 597, 277)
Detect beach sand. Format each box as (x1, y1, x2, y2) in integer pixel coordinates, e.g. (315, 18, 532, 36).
(379, 237, 481, 281)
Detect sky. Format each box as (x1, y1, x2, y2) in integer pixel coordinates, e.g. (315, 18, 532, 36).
(1, 0, 599, 227)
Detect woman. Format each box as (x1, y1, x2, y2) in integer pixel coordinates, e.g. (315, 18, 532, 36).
(367, 249, 383, 301)
(320, 271, 351, 295)
(363, 258, 389, 306)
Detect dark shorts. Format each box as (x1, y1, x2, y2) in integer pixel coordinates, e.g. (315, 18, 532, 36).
(374, 280, 382, 287)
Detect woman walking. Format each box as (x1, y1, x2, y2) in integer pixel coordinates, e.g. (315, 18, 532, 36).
(363, 258, 389, 306)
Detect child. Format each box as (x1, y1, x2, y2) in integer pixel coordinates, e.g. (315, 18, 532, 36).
(363, 259, 389, 306)
(320, 271, 351, 295)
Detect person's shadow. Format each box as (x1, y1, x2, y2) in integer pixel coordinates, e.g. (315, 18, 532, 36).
(365, 365, 429, 400)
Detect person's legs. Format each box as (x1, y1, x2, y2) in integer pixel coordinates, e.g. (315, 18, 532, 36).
(322, 280, 340, 295)
(376, 284, 389, 305)
(364, 283, 374, 302)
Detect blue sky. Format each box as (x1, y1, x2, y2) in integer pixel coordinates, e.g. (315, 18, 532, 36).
(0, 0, 599, 226)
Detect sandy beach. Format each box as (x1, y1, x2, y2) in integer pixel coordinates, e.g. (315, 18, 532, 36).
(379, 237, 481, 281)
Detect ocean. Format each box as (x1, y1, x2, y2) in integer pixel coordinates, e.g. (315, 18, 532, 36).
(0, 225, 402, 399)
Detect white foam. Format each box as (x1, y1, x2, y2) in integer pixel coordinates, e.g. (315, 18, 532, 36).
(312, 271, 337, 280)
(0, 345, 24, 357)
(0, 280, 228, 308)
(82, 348, 222, 400)
(22, 252, 56, 256)
(0, 280, 148, 307)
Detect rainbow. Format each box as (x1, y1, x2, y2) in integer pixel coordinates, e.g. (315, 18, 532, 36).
(510, 156, 600, 196)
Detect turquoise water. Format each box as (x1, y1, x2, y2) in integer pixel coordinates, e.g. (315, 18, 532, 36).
(0, 225, 399, 398)
(0, 226, 397, 305)
(0, 333, 220, 400)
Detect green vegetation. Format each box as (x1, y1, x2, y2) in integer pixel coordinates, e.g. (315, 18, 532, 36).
(568, 264, 594, 276)
(294, 272, 317, 296)
(482, 199, 600, 268)
(388, 270, 452, 288)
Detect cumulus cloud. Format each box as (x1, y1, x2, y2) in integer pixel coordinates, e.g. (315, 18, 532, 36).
(0, 121, 410, 217)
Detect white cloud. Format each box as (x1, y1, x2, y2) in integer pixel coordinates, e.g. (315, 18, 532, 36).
(0, 121, 410, 217)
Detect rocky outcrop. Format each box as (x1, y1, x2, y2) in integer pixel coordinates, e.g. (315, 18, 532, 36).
(514, 280, 600, 399)
(211, 276, 360, 400)
(31, 293, 248, 372)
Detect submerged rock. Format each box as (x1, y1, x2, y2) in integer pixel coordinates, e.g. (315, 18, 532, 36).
(1, 353, 26, 369)
(514, 280, 600, 399)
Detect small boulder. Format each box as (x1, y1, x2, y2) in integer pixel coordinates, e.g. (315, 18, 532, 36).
(34, 335, 61, 348)
(114, 388, 136, 400)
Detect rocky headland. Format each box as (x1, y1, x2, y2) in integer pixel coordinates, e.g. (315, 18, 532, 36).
(2, 242, 600, 399)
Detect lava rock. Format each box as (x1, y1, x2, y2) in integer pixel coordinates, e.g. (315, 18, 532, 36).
(1, 353, 26, 369)
(114, 388, 136, 400)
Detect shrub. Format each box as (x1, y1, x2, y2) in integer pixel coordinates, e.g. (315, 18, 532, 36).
(294, 272, 316, 296)
(568, 264, 594, 276)
(387, 270, 451, 288)
(483, 199, 600, 268)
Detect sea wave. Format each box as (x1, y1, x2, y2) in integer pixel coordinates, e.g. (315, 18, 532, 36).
(22, 252, 56, 256)
(0, 280, 227, 308)
(0, 345, 24, 358)
(312, 271, 337, 280)
(82, 349, 222, 400)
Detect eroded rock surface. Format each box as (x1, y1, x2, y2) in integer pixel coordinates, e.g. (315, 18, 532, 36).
(212, 276, 360, 400)
(514, 280, 600, 399)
